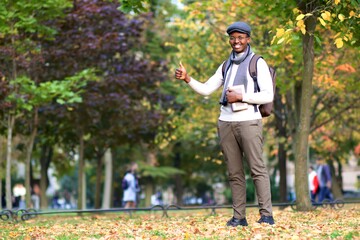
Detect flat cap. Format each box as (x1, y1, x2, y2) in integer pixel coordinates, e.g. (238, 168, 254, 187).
(226, 22, 251, 36)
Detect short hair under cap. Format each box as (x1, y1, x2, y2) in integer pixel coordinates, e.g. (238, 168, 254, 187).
(226, 22, 251, 36)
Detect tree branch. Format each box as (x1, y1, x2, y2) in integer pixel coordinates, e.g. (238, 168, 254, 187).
(310, 102, 359, 133)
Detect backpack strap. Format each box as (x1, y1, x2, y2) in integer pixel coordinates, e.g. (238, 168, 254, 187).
(249, 54, 262, 93)
(248, 54, 262, 113)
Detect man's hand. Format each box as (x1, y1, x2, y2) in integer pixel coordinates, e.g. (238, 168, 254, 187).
(226, 87, 243, 103)
(175, 62, 191, 83)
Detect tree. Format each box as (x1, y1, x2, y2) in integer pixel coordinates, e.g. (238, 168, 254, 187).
(0, 0, 71, 209)
(269, 0, 359, 210)
(11, 72, 94, 208)
(39, 0, 179, 209)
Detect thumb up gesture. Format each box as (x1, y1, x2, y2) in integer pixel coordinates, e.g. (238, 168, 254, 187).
(175, 62, 190, 83)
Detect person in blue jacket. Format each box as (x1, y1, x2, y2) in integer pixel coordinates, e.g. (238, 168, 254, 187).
(316, 158, 334, 202)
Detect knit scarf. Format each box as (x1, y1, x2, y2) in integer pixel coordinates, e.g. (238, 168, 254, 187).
(220, 44, 253, 105)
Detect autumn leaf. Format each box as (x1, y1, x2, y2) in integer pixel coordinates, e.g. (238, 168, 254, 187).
(338, 14, 345, 22)
(354, 144, 360, 155)
(296, 14, 305, 20)
(277, 37, 285, 44)
(296, 20, 306, 34)
(321, 11, 331, 21)
(318, 17, 326, 26)
(349, 11, 355, 18)
(292, 8, 301, 14)
(334, 38, 344, 48)
(276, 28, 285, 38)
(334, 64, 356, 73)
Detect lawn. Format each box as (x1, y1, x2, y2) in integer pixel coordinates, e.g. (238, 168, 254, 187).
(0, 205, 359, 239)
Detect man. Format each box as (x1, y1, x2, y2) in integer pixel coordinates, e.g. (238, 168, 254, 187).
(316, 158, 333, 203)
(175, 21, 275, 226)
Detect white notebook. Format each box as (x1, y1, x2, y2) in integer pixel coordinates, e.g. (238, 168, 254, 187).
(228, 85, 248, 112)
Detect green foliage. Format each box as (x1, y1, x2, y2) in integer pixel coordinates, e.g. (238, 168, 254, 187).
(0, 0, 71, 35)
(141, 164, 185, 178)
(267, 0, 360, 48)
(118, 0, 148, 13)
(6, 68, 97, 111)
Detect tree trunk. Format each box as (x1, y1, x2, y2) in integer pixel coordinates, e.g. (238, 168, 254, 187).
(102, 148, 113, 209)
(144, 179, 153, 207)
(174, 143, 183, 205)
(25, 108, 38, 208)
(39, 145, 52, 209)
(278, 143, 287, 203)
(94, 153, 104, 209)
(6, 23, 17, 210)
(144, 150, 157, 207)
(110, 148, 116, 208)
(77, 131, 85, 210)
(328, 160, 343, 199)
(274, 89, 288, 204)
(0, 175, 2, 210)
(82, 168, 86, 208)
(6, 114, 15, 209)
(0, 136, 5, 210)
(0, 178, 2, 210)
(294, 11, 316, 211)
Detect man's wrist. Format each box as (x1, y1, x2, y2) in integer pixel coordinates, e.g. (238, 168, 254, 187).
(237, 93, 243, 101)
(184, 75, 191, 83)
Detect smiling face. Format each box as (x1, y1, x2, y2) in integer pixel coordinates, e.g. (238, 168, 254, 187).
(229, 32, 250, 53)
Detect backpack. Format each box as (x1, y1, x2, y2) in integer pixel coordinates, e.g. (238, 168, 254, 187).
(222, 54, 276, 117)
(122, 178, 129, 190)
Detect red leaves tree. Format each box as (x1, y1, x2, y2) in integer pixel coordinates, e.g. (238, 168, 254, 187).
(35, 0, 175, 208)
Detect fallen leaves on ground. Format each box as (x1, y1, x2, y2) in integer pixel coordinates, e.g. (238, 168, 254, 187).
(0, 205, 359, 239)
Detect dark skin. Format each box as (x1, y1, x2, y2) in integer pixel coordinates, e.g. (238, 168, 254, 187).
(175, 32, 251, 103)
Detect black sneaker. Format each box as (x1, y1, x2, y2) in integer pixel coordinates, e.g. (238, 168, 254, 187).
(226, 217, 248, 227)
(257, 215, 275, 225)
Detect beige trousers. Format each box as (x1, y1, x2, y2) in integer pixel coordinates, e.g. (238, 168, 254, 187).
(217, 119, 273, 219)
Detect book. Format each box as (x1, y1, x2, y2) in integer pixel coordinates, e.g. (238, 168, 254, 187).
(228, 85, 248, 112)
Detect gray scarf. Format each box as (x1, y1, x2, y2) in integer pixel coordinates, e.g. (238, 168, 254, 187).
(220, 44, 253, 105)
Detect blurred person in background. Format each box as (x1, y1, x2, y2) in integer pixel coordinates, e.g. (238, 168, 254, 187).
(122, 162, 140, 208)
(316, 158, 334, 203)
(308, 166, 319, 202)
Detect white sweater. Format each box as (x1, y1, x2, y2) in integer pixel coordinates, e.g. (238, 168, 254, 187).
(188, 54, 273, 122)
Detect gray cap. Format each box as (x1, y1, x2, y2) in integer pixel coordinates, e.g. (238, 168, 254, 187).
(226, 22, 251, 36)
